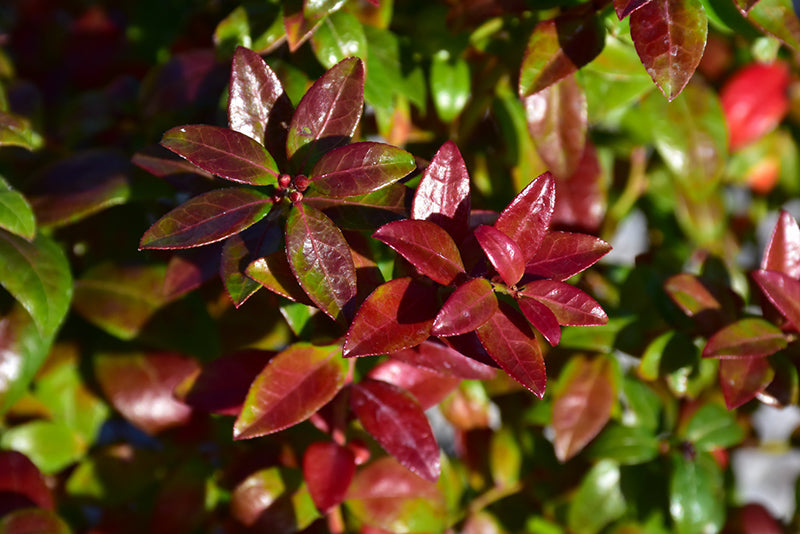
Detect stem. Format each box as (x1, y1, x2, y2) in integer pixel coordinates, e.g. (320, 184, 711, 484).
(326, 505, 345, 534)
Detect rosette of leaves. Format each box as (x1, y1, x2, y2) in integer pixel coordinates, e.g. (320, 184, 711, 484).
(344, 141, 611, 398)
(139, 47, 415, 322)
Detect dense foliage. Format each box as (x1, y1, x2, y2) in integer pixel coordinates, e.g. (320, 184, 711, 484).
(1, 0, 800, 532)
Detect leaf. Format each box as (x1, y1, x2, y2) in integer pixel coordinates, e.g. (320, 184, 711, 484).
(0, 421, 85, 475)
(0, 509, 70, 534)
(517, 296, 562, 346)
(234, 343, 347, 439)
(0, 112, 42, 150)
(476, 302, 547, 398)
(614, 0, 653, 18)
(719, 357, 773, 409)
(309, 142, 415, 197)
(304, 0, 347, 21)
(303, 183, 410, 231)
(524, 75, 587, 179)
(284, 1, 320, 52)
(630, 0, 708, 100)
(752, 269, 800, 330)
(389, 340, 497, 380)
(586, 423, 660, 465)
(139, 188, 273, 250)
(161, 125, 279, 185)
(286, 203, 357, 322)
(373, 219, 465, 285)
(430, 54, 470, 122)
(552, 356, 617, 462)
(214, 4, 285, 57)
(246, 249, 314, 304)
(286, 57, 364, 170)
(524, 231, 611, 281)
(669, 452, 725, 534)
(518, 9, 605, 96)
(703, 318, 787, 359)
(683, 403, 744, 450)
(95, 351, 198, 435)
(163, 246, 222, 300)
(474, 225, 525, 285)
(664, 273, 723, 318)
(411, 141, 471, 243)
(220, 222, 282, 307)
(567, 460, 626, 534)
(311, 10, 367, 69)
(550, 142, 606, 234)
(303, 442, 356, 513)
(350, 379, 440, 481)
(738, 0, 800, 52)
(343, 277, 437, 358)
(0, 176, 35, 240)
(495, 172, 555, 263)
(432, 277, 498, 337)
(230, 467, 320, 531)
(0, 450, 54, 512)
(519, 280, 608, 326)
(367, 359, 460, 409)
(761, 210, 800, 277)
(0, 230, 72, 339)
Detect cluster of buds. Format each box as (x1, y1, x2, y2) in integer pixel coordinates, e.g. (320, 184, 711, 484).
(274, 173, 309, 204)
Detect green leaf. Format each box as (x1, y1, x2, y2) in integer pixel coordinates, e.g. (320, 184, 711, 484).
(703, 318, 787, 359)
(490, 427, 522, 487)
(214, 4, 285, 57)
(0, 111, 42, 150)
(683, 403, 744, 451)
(311, 10, 367, 69)
(430, 53, 470, 123)
(0, 420, 85, 475)
(670, 451, 725, 534)
(738, 0, 800, 51)
(0, 175, 35, 240)
(567, 460, 626, 534)
(586, 423, 660, 465)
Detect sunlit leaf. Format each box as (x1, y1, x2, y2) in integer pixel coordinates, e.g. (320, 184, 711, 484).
(390, 340, 497, 380)
(214, 4, 285, 57)
(737, 0, 800, 51)
(0, 112, 42, 150)
(752, 269, 800, 331)
(230, 467, 320, 531)
(430, 54, 470, 122)
(670, 451, 725, 534)
(0, 176, 35, 240)
(524, 231, 611, 281)
(719, 357, 773, 409)
(284, 1, 319, 52)
(614, 0, 653, 18)
(309, 142, 415, 197)
(517, 296, 561, 346)
(220, 222, 281, 306)
(303, 441, 356, 512)
(761, 210, 800, 277)
(368, 359, 459, 409)
(0, 420, 84, 475)
(303, 183, 410, 231)
(247, 249, 314, 304)
(311, 10, 367, 69)
(474, 225, 525, 285)
(495, 172, 555, 263)
(567, 460, 626, 534)
(519, 279, 607, 326)
(703, 318, 787, 359)
(432, 277, 498, 337)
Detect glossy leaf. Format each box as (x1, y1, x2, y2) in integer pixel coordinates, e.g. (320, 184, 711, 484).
(234, 343, 347, 439)
(670, 452, 725, 534)
(524, 231, 611, 281)
(161, 125, 279, 185)
(432, 277, 498, 337)
(519, 280, 607, 326)
(350, 379, 440, 481)
(0, 420, 84, 475)
(286, 57, 364, 169)
(761, 210, 800, 277)
(586, 423, 660, 465)
(552, 356, 617, 462)
(246, 249, 314, 304)
(373, 219, 465, 285)
(0, 306, 54, 415)
(132, 144, 215, 182)
(738, 0, 800, 52)
(550, 142, 606, 234)
(0, 176, 35, 240)
(476, 302, 546, 397)
(312, 10, 367, 69)
(495, 173, 555, 263)
(474, 224, 525, 285)
(703, 318, 787, 359)
(430, 54, 470, 122)
(344, 277, 437, 357)
(0, 451, 53, 514)
(720, 357, 774, 409)
(214, 4, 285, 57)
(683, 403, 744, 451)
(221, 234, 261, 307)
(630, 0, 708, 100)
(614, 0, 652, 18)
(284, 2, 319, 52)
(752, 269, 800, 330)
(368, 359, 460, 409)
(285, 203, 357, 322)
(517, 296, 562, 346)
(389, 340, 497, 380)
(0, 509, 70, 534)
(303, 183, 409, 231)
(309, 142, 415, 197)
(303, 441, 356, 512)
(567, 460, 626, 534)
(411, 141, 471, 243)
(230, 467, 320, 531)
(140, 188, 272, 249)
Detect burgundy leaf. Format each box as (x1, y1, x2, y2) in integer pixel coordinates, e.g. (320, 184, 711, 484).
(703, 318, 787, 359)
(664, 273, 722, 317)
(495, 172, 555, 263)
(442, 331, 500, 369)
(246, 249, 314, 304)
(761, 210, 800, 278)
(233, 343, 347, 439)
(474, 225, 525, 285)
(350, 379, 441, 481)
(517, 296, 562, 346)
(163, 246, 222, 299)
(287, 57, 364, 170)
(614, 0, 653, 18)
(309, 142, 415, 197)
(753, 269, 800, 331)
(373, 219, 465, 285)
(368, 359, 460, 409)
(411, 141, 471, 243)
(161, 125, 279, 185)
(476, 302, 547, 397)
(519, 279, 607, 326)
(524, 75, 587, 179)
(132, 144, 215, 182)
(719, 357, 774, 409)
(303, 184, 410, 231)
(733, 504, 784, 534)
(303, 442, 356, 513)
(524, 231, 611, 281)
(0, 451, 53, 516)
(551, 142, 606, 234)
(139, 188, 272, 250)
(343, 277, 438, 357)
(630, 0, 708, 101)
(432, 277, 498, 337)
(220, 222, 282, 307)
(390, 340, 497, 380)
(285, 203, 357, 322)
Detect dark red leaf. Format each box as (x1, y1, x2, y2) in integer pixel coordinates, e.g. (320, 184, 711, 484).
(761, 210, 800, 278)
(411, 141, 471, 243)
(163, 246, 221, 300)
(719, 357, 773, 409)
(753, 269, 800, 331)
(246, 249, 314, 304)
(524, 231, 611, 281)
(233, 343, 347, 439)
(519, 279, 607, 326)
(476, 302, 547, 397)
(368, 359, 460, 409)
(551, 142, 606, 234)
(474, 225, 525, 285)
(132, 144, 215, 182)
(390, 340, 497, 380)
(303, 442, 356, 513)
(614, 0, 653, 18)
(309, 142, 415, 197)
(0, 451, 53, 515)
(350, 379, 441, 481)
(432, 277, 498, 337)
(442, 331, 501, 370)
(732, 503, 783, 534)
(517, 296, 561, 346)
(161, 125, 279, 185)
(630, 0, 708, 100)
(285, 203, 357, 322)
(343, 277, 438, 358)
(495, 172, 555, 263)
(703, 318, 787, 359)
(0, 509, 70, 534)
(373, 219, 465, 285)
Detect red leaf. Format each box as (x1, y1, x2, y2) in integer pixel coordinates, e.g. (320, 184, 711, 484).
(163, 246, 221, 300)
(476, 302, 547, 397)
(517, 296, 561, 346)
(753, 269, 800, 331)
(309, 142, 415, 197)
(442, 331, 500, 370)
(761, 210, 800, 278)
(552, 356, 616, 462)
(614, 0, 653, 18)
(474, 225, 525, 285)
(344, 277, 438, 358)
(722, 62, 790, 151)
(733, 503, 783, 534)
(411, 141, 471, 243)
(390, 340, 497, 380)
(373, 219, 465, 285)
(303, 184, 410, 231)
(495, 172, 555, 263)
(303, 442, 356, 513)
(524, 231, 611, 281)
(233, 343, 347, 439)
(551, 142, 606, 234)
(161, 125, 279, 185)
(286, 203, 357, 322)
(703, 318, 787, 359)
(519, 279, 607, 326)
(664, 273, 723, 317)
(630, 0, 708, 100)
(719, 358, 773, 409)
(368, 359, 460, 409)
(350, 379, 441, 481)
(95, 352, 198, 435)
(432, 277, 498, 337)
(0, 451, 53, 515)
(0, 509, 70, 534)
(283, 2, 318, 52)
(246, 249, 314, 304)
